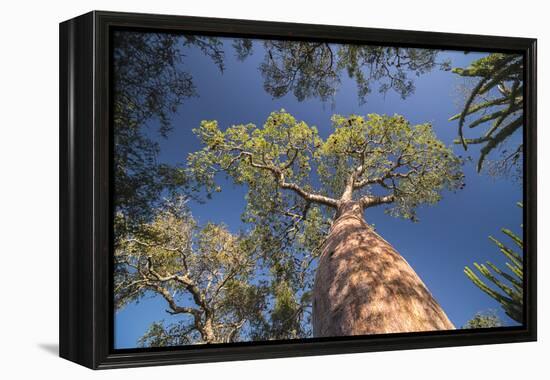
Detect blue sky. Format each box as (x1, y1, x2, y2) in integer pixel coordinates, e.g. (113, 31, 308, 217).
(114, 36, 523, 348)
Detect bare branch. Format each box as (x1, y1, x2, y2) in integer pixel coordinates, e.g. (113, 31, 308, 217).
(360, 194, 396, 208)
(147, 281, 201, 319)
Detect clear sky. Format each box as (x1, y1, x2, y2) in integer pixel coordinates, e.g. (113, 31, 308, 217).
(114, 35, 523, 348)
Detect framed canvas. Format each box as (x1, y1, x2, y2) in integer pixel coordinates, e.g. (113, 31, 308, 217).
(59, 11, 537, 369)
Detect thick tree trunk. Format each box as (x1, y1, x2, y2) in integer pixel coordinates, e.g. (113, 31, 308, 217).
(312, 201, 455, 337)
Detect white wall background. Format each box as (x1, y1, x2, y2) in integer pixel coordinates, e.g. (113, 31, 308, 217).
(0, 0, 546, 377)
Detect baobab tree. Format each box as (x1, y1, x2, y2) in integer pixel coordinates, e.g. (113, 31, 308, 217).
(188, 110, 464, 336)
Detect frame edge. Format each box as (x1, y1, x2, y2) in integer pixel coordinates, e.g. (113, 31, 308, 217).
(59, 11, 97, 369)
(59, 10, 538, 370)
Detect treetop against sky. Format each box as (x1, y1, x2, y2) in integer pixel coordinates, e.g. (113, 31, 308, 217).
(188, 110, 464, 220)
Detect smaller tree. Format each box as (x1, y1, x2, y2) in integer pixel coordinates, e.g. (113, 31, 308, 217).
(249, 280, 312, 341)
(463, 310, 502, 329)
(464, 203, 523, 323)
(114, 197, 268, 345)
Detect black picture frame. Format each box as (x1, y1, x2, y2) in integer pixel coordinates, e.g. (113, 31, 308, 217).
(59, 10, 537, 369)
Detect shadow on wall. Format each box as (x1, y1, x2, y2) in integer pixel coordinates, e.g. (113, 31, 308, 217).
(38, 343, 59, 356)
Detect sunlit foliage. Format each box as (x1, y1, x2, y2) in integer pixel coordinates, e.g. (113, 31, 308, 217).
(115, 197, 269, 345)
(463, 310, 502, 329)
(188, 110, 463, 222)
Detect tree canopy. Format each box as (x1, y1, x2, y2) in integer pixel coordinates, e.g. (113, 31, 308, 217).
(256, 41, 450, 103)
(112, 31, 225, 227)
(463, 310, 502, 329)
(188, 110, 464, 222)
(114, 195, 317, 345)
(115, 197, 270, 345)
(450, 53, 523, 175)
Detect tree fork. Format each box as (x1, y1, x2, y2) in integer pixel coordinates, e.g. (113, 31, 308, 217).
(312, 200, 455, 336)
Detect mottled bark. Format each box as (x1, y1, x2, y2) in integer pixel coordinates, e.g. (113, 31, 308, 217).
(202, 318, 216, 343)
(312, 201, 455, 337)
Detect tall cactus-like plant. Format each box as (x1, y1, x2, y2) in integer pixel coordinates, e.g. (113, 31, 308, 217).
(464, 203, 523, 323)
(450, 53, 523, 174)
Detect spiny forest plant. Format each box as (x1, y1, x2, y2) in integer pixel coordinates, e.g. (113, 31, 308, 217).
(450, 53, 523, 175)
(188, 110, 464, 336)
(464, 203, 523, 323)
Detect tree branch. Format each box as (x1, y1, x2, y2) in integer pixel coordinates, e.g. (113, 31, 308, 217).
(144, 255, 212, 321)
(147, 281, 202, 320)
(240, 151, 339, 207)
(360, 194, 396, 208)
